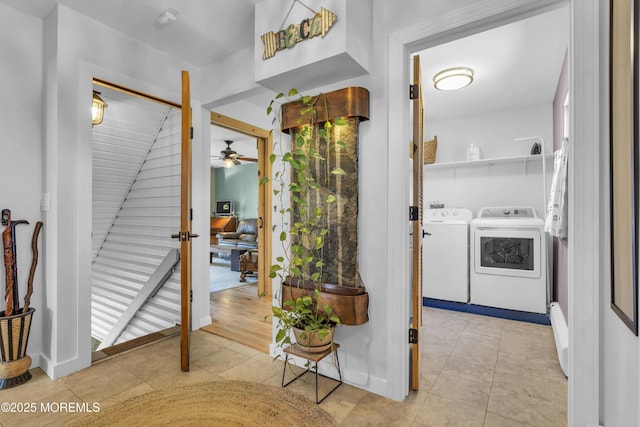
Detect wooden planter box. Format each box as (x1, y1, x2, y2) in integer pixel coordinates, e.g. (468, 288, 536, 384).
(281, 279, 369, 326)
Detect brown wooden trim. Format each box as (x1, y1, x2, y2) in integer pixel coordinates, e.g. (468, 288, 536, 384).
(210, 114, 272, 298)
(410, 55, 424, 390)
(93, 78, 181, 109)
(210, 111, 271, 139)
(280, 86, 370, 133)
(180, 70, 192, 372)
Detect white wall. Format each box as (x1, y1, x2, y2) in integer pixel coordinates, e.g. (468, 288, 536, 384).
(0, 3, 44, 367)
(427, 104, 553, 162)
(41, 4, 210, 378)
(425, 103, 553, 217)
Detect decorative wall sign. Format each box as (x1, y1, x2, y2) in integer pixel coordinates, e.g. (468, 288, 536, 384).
(261, 7, 337, 60)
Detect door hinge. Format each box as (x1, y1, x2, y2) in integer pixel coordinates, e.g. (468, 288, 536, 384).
(409, 328, 418, 344)
(190, 289, 193, 303)
(409, 206, 419, 221)
(190, 127, 194, 139)
(409, 84, 419, 100)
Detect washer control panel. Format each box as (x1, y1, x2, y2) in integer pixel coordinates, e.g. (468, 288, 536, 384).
(425, 208, 473, 223)
(477, 207, 537, 218)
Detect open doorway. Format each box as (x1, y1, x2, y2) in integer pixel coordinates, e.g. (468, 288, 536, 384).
(407, 4, 570, 410)
(208, 127, 260, 293)
(201, 112, 273, 353)
(90, 79, 183, 360)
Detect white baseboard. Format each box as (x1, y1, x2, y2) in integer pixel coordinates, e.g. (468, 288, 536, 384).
(196, 315, 213, 330)
(550, 302, 568, 377)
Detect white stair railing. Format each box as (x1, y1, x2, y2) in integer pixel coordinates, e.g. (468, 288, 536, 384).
(97, 248, 180, 350)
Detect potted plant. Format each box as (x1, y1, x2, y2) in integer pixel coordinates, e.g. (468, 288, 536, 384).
(264, 88, 345, 353)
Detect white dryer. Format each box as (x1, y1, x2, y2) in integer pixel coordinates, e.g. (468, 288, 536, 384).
(470, 207, 548, 314)
(423, 208, 473, 303)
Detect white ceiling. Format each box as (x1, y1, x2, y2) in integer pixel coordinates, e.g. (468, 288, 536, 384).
(0, 0, 261, 66)
(418, 6, 569, 122)
(2, 1, 569, 161)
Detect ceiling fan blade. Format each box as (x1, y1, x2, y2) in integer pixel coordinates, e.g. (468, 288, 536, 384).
(233, 159, 241, 166)
(237, 157, 258, 162)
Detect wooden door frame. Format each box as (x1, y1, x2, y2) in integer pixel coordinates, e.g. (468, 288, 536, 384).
(210, 111, 273, 297)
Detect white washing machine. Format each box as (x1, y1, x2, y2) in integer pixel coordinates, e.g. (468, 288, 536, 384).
(423, 208, 473, 303)
(470, 206, 548, 314)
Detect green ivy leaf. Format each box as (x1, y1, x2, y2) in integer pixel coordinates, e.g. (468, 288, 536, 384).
(269, 153, 276, 164)
(336, 140, 348, 149)
(279, 231, 287, 241)
(334, 117, 347, 126)
(269, 265, 282, 274)
(331, 167, 346, 176)
(326, 195, 337, 203)
(259, 177, 269, 186)
(288, 88, 298, 97)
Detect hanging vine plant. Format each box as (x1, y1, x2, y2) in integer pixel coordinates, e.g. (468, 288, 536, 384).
(263, 88, 347, 351)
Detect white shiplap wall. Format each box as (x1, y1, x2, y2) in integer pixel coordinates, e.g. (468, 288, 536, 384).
(91, 86, 182, 346)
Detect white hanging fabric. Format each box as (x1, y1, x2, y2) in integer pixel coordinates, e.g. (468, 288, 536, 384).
(545, 138, 569, 237)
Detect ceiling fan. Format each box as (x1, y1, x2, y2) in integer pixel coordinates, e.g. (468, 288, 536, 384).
(211, 140, 257, 168)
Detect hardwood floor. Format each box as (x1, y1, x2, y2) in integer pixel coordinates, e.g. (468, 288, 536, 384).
(201, 284, 273, 354)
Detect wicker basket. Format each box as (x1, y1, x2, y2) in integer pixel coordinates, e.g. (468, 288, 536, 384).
(0, 308, 34, 362)
(424, 136, 437, 164)
(0, 308, 34, 389)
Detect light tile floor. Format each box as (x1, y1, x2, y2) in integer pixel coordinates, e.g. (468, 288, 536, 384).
(0, 307, 567, 426)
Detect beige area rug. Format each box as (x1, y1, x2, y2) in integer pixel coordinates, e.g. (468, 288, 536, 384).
(210, 256, 257, 293)
(72, 380, 338, 427)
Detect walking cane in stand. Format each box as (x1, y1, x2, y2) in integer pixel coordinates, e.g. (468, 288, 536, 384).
(2, 221, 14, 316)
(22, 222, 42, 313)
(1, 209, 29, 315)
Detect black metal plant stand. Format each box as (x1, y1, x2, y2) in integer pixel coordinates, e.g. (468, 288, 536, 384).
(281, 342, 342, 404)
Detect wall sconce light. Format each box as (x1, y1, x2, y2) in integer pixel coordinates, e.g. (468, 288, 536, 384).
(92, 91, 108, 125)
(433, 67, 474, 91)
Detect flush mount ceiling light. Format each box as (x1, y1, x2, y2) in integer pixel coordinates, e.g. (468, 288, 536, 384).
(92, 91, 108, 125)
(433, 67, 474, 91)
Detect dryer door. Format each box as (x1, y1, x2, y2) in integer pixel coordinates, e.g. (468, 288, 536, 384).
(473, 228, 541, 278)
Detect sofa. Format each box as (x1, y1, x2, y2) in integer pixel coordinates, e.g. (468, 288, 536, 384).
(216, 218, 258, 249)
